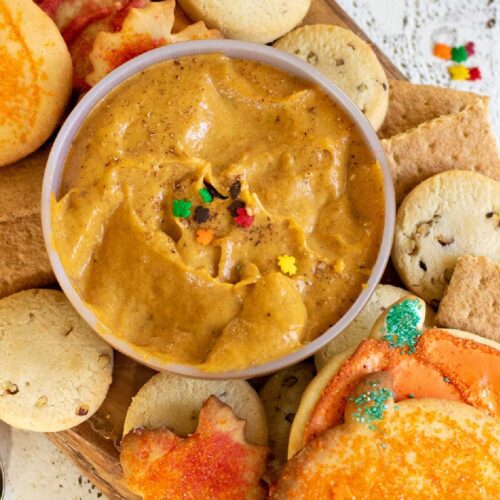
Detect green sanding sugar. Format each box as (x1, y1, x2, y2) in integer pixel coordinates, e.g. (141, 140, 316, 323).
(382, 298, 423, 353)
(351, 387, 394, 427)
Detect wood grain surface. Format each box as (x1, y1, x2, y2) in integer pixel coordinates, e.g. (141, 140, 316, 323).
(47, 1, 405, 498)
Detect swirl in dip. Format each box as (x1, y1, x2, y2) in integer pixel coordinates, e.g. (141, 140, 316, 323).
(52, 54, 385, 372)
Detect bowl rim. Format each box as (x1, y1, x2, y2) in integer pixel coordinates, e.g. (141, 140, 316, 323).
(42, 39, 395, 380)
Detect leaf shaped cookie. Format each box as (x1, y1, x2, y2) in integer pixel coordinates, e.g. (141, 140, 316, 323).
(86, 0, 221, 87)
(120, 396, 269, 500)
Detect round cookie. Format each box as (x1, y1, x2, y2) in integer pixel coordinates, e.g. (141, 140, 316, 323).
(274, 24, 389, 130)
(392, 170, 500, 305)
(259, 362, 315, 474)
(315, 284, 435, 370)
(123, 372, 268, 445)
(0, 289, 113, 432)
(0, 0, 72, 166)
(177, 0, 311, 44)
(275, 396, 500, 498)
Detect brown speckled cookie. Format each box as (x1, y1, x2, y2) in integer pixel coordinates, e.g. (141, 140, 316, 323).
(0, 289, 113, 432)
(392, 171, 500, 305)
(259, 362, 315, 475)
(123, 372, 268, 446)
(274, 24, 389, 130)
(178, 0, 311, 43)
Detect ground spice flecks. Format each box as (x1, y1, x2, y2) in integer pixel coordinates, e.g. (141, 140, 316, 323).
(382, 298, 423, 353)
(351, 387, 394, 429)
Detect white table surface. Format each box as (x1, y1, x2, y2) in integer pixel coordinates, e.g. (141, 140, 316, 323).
(1, 1, 498, 498)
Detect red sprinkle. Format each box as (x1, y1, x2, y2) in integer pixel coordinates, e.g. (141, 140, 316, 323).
(469, 67, 482, 81)
(234, 208, 254, 228)
(465, 41, 476, 57)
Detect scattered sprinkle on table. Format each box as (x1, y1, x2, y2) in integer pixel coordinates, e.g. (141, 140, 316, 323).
(448, 64, 470, 81)
(172, 199, 192, 218)
(433, 43, 451, 60)
(451, 45, 468, 63)
(196, 228, 214, 245)
(465, 41, 476, 56)
(469, 66, 482, 80)
(277, 255, 297, 276)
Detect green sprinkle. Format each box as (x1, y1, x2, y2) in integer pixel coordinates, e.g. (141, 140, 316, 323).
(352, 387, 394, 428)
(408, 393, 415, 399)
(172, 199, 192, 218)
(199, 188, 213, 203)
(451, 45, 468, 63)
(443, 377, 451, 383)
(380, 442, 387, 449)
(382, 298, 422, 353)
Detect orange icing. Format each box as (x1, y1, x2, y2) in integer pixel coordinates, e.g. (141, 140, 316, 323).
(0, 3, 41, 147)
(120, 396, 268, 499)
(305, 330, 499, 444)
(418, 329, 500, 415)
(276, 406, 500, 499)
(103, 34, 164, 72)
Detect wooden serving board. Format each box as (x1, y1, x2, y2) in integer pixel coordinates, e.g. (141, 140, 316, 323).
(47, 1, 405, 498)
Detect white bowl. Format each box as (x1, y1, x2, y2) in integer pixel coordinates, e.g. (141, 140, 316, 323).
(42, 40, 395, 379)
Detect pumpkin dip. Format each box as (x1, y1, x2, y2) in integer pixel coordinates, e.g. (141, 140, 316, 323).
(52, 54, 385, 371)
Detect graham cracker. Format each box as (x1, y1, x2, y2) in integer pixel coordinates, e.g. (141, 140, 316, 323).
(436, 256, 500, 343)
(0, 145, 55, 298)
(381, 99, 500, 204)
(379, 80, 489, 139)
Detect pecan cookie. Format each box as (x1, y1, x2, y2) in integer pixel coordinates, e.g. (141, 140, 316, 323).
(0, 289, 113, 432)
(392, 170, 500, 305)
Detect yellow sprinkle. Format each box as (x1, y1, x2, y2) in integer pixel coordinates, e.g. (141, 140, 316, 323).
(448, 64, 470, 80)
(334, 258, 345, 274)
(277, 255, 297, 276)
